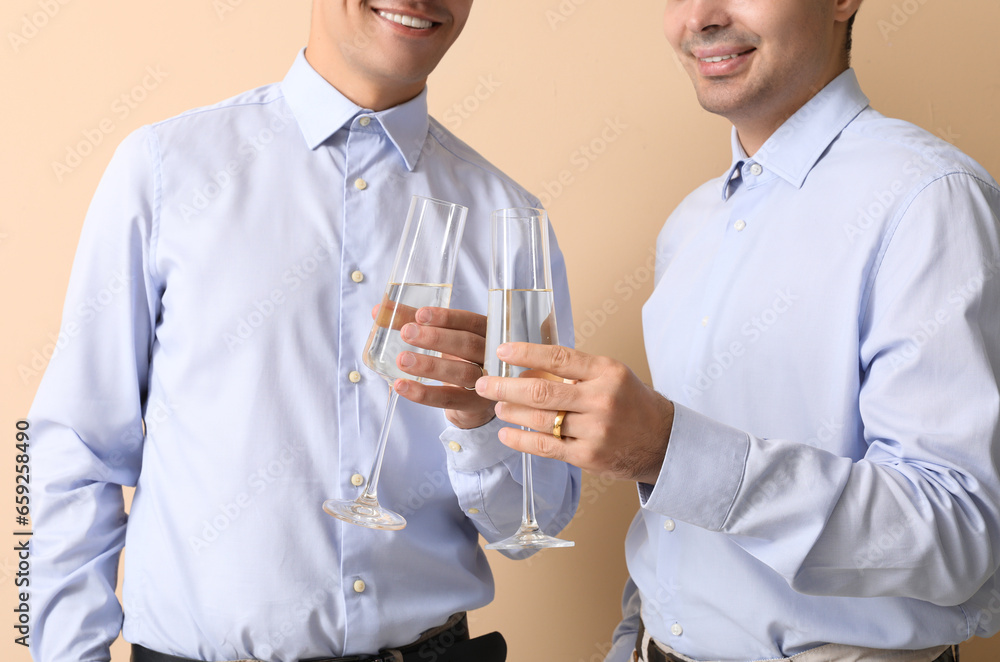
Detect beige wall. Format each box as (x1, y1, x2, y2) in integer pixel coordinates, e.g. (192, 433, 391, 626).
(2, 1, 998, 661)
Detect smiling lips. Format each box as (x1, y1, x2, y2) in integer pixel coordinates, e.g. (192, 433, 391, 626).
(693, 48, 755, 75)
(377, 10, 435, 29)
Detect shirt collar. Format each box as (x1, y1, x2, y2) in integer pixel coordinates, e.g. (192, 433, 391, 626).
(720, 68, 869, 198)
(281, 48, 429, 171)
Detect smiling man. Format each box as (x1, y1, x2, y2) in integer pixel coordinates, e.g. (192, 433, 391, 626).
(28, 2, 579, 662)
(475, 1, 1000, 661)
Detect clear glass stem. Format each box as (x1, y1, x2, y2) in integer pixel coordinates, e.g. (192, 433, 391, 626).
(520, 448, 540, 531)
(361, 389, 399, 502)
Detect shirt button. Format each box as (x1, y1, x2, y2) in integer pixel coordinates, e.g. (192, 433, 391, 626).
(467, 508, 480, 515)
(353, 579, 366, 593)
(749, 163, 763, 176)
(701, 317, 709, 327)
(734, 219, 747, 231)
(348, 370, 362, 383)
(670, 623, 683, 636)
(354, 178, 368, 191)
(351, 270, 365, 283)
(351, 473, 365, 487)
(663, 519, 676, 532)
(448, 441, 462, 453)
(359, 116, 371, 127)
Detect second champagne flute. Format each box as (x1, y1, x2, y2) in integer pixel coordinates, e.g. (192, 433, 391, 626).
(323, 195, 468, 530)
(484, 207, 574, 550)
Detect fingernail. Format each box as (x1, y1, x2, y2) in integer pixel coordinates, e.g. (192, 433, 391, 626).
(496, 343, 511, 358)
(401, 324, 418, 341)
(416, 307, 432, 324)
(497, 427, 507, 442)
(394, 379, 409, 394)
(475, 377, 488, 394)
(398, 352, 414, 368)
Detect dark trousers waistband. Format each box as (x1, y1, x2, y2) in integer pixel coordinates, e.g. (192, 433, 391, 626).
(132, 612, 506, 662)
(634, 619, 960, 662)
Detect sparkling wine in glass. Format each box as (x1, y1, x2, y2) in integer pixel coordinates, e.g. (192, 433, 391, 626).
(323, 195, 468, 530)
(484, 207, 574, 550)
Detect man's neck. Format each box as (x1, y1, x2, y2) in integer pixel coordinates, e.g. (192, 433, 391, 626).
(303, 48, 425, 111)
(734, 65, 849, 157)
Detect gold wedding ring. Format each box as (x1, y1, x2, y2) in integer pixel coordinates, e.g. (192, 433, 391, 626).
(552, 410, 567, 439)
(464, 362, 487, 390)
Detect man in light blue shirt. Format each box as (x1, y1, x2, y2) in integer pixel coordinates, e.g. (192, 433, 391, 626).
(476, 1, 1000, 661)
(28, 2, 579, 661)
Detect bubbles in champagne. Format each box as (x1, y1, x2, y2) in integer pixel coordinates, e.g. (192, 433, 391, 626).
(363, 283, 452, 382)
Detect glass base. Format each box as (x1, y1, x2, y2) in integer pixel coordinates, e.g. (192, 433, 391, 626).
(323, 495, 406, 531)
(484, 525, 574, 550)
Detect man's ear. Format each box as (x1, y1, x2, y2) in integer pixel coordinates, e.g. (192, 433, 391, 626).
(834, 0, 864, 23)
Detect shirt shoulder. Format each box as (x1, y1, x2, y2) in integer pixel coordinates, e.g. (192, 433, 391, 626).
(155, 83, 286, 126)
(425, 117, 541, 209)
(841, 108, 998, 190)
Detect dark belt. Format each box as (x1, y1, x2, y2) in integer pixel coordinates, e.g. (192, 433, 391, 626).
(634, 619, 960, 662)
(132, 613, 506, 662)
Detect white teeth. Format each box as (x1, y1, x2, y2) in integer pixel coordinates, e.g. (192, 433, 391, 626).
(700, 53, 741, 63)
(378, 10, 433, 29)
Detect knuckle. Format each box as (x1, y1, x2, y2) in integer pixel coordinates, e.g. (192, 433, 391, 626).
(528, 380, 551, 406)
(592, 418, 612, 440)
(534, 434, 556, 458)
(550, 345, 573, 370)
(592, 391, 616, 414)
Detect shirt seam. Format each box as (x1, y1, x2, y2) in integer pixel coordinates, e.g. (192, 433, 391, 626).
(146, 126, 163, 286)
(151, 93, 287, 130)
(145, 125, 163, 366)
(720, 432, 752, 529)
(426, 122, 539, 208)
(858, 171, 995, 330)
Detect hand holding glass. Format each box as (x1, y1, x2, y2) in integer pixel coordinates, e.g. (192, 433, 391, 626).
(323, 195, 468, 530)
(484, 207, 574, 550)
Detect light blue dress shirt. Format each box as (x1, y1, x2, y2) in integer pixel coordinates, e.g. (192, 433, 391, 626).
(29, 49, 579, 662)
(609, 70, 1000, 661)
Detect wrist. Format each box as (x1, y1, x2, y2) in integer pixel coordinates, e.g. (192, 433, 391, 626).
(634, 394, 674, 485)
(446, 407, 496, 430)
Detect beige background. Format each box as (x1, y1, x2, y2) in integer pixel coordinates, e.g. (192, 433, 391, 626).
(2, 0, 999, 660)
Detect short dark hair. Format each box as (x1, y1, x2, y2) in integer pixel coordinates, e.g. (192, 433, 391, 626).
(845, 12, 857, 55)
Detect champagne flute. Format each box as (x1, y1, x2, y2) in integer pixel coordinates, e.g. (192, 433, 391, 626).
(484, 207, 574, 550)
(323, 195, 468, 530)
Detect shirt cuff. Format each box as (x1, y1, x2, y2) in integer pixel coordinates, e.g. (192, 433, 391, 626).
(638, 403, 750, 531)
(439, 416, 518, 473)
